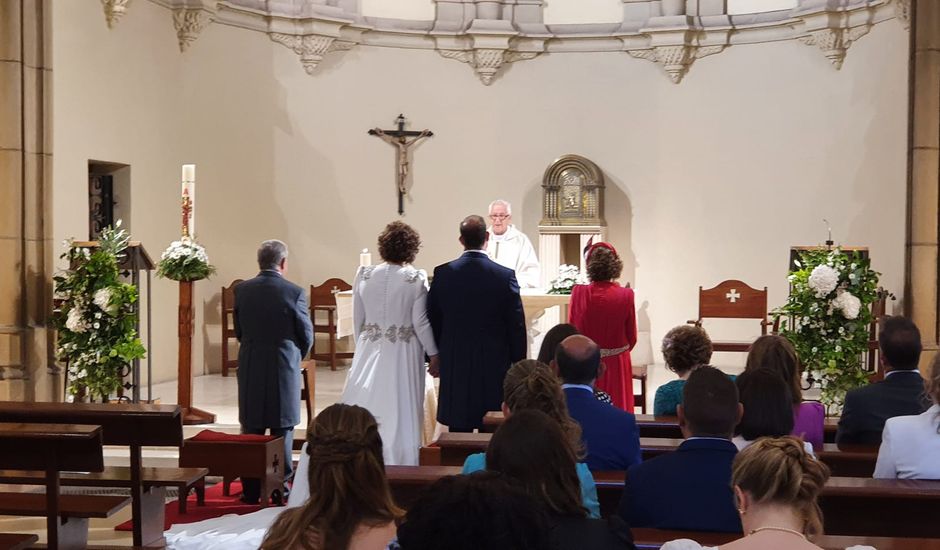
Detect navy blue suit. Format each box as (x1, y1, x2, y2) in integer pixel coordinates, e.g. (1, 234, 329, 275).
(564, 386, 642, 471)
(618, 438, 741, 533)
(234, 270, 313, 501)
(836, 370, 930, 445)
(428, 250, 526, 430)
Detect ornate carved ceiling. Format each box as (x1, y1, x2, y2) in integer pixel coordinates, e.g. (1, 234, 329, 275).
(101, 0, 903, 84)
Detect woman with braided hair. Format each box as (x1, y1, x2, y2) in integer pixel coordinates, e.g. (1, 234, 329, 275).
(569, 242, 638, 411)
(662, 436, 831, 550)
(261, 403, 402, 550)
(166, 404, 400, 550)
(460, 359, 601, 518)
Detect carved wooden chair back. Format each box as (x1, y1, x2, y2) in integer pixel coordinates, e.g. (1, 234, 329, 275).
(690, 279, 769, 353)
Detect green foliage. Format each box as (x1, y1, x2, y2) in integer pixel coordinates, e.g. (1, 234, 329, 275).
(53, 224, 146, 401)
(772, 248, 881, 413)
(157, 239, 216, 282)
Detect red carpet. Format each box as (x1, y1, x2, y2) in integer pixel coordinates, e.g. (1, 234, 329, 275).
(115, 480, 277, 531)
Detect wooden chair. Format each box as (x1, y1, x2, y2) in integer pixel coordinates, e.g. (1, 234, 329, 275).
(221, 279, 243, 377)
(301, 360, 316, 424)
(868, 292, 888, 381)
(633, 366, 648, 414)
(689, 279, 769, 352)
(310, 278, 354, 371)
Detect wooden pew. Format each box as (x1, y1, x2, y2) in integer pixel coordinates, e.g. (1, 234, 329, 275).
(385, 465, 940, 538)
(0, 422, 130, 549)
(630, 528, 940, 550)
(426, 432, 877, 477)
(482, 411, 840, 442)
(0, 402, 186, 547)
(0, 533, 38, 550)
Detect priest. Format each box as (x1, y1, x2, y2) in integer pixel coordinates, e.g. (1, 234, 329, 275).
(485, 199, 541, 289)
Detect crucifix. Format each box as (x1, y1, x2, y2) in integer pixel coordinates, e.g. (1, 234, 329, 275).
(368, 114, 434, 215)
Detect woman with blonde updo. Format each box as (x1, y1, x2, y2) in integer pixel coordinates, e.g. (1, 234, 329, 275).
(874, 354, 940, 479)
(460, 359, 601, 518)
(662, 436, 831, 550)
(261, 404, 402, 550)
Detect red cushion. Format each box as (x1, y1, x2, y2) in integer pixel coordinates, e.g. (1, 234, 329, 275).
(188, 429, 278, 443)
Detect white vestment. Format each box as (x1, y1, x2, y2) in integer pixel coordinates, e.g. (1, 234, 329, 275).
(340, 263, 439, 466)
(485, 225, 541, 288)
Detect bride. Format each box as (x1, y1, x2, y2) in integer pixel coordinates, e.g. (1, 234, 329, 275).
(663, 436, 833, 550)
(340, 221, 439, 466)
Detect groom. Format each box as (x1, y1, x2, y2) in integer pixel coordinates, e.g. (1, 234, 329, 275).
(428, 215, 527, 432)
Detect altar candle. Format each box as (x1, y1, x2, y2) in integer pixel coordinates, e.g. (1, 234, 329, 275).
(181, 164, 195, 237)
(360, 248, 372, 267)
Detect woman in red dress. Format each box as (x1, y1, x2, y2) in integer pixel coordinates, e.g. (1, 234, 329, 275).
(568, 243, 637, 411)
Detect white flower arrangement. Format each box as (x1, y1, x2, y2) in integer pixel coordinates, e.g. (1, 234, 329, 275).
(157, 238, 215, 281)
(547, 264, 588, 295)
(774, 247, 884, 412)
(808, 264, 839, 298)
(831, 290, 862, 320)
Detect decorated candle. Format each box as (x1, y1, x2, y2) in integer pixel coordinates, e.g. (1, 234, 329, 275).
(360, 248, 372, 267)
(181, 164, 195, 237)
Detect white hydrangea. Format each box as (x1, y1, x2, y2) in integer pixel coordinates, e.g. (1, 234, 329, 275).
(831, 290, 862, 320)
(93, 287, 113, 312)
(65, 307, 88, 333)
(808, 264, 839, 298)
(161, 240, 211, 264)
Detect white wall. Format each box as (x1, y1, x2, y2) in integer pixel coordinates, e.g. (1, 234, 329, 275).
(361, 0, 435, 20)
(52, 2, 909, 384)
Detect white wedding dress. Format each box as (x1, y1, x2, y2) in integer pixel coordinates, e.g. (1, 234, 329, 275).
(340, 263, 439, 466)
(164, 444, 312, 549)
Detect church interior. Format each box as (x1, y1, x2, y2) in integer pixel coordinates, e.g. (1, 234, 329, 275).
(1, 0, 938, 547)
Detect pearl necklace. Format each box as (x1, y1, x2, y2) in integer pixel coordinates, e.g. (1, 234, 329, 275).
(749, 526, 807, 540)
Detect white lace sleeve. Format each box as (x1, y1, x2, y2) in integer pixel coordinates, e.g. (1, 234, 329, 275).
(411, 270, 438, 356)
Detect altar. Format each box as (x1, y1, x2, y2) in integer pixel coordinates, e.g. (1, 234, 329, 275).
(334, 289, 571, 358)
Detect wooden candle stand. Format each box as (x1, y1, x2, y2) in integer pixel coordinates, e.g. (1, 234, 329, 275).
(178, 280, 216, 425)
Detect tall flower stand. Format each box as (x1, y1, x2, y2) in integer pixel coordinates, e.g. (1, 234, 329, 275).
(178, 280, 216, 425)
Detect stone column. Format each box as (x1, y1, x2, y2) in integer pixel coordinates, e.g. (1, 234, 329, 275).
(0, 0, 55, 401)
(907, 0, 940, 371)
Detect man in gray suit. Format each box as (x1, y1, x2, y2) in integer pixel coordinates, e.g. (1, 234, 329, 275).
(234, 240, 313, 504)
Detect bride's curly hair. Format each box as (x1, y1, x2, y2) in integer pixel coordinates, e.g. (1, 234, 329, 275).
(502, 359, 585, 459)
(260, 404, 402, 550)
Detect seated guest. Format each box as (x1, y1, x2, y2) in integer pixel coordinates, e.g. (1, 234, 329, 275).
(661, 437, 831, 550)
(539, 323, 612, 404)
(654, 325, 713, 416)
(260, 404, 401, 550)
(619, 366, 742, 533)
(875, 354, 940, 479)
(487, 409, 636, 549)
(461, 359, 601, 518)
(554, 334, 642, 470)
(734, 369, 814, 456)
(396, 472, 552, 550)
(745, 335, 824, 451)
(837, 316, 930, 445)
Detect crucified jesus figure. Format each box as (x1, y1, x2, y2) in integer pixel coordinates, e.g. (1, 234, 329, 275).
(368, 114, 434, 215)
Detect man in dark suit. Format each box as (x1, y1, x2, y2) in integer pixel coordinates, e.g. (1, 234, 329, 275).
(836, 316, 929, 445)
(234, 239, 313, 504)
(554, 334, 641, 471)
(428, 215, 527, 432)
(618, 366, 742, 533)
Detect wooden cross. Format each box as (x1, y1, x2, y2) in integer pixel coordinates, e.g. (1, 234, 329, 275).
(368, 114, 434, 215)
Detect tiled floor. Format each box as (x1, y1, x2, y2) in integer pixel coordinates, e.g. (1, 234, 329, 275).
(0, 360, 756, 545)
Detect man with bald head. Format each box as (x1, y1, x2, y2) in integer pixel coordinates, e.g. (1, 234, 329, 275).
(554, 334, 641, 470)
(428, 215, 527, 432)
